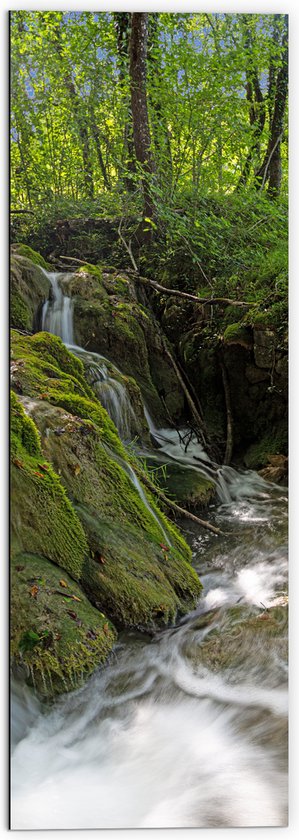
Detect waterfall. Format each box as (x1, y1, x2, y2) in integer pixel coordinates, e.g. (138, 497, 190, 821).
(39, 272, 171, 542)
(142, 407, 274, 505)
(41, 273, 137, 440)
(41, 272, 74, 345)
(40, 272, 270, 507)
(68, 346, 138, 441)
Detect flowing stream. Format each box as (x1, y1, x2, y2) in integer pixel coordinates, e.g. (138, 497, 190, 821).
(10, 273, 288, 829)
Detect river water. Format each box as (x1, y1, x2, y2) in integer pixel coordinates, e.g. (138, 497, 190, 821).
(10, 273, 288, 829)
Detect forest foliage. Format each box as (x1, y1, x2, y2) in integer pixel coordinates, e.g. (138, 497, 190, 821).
(10, 12, 288, 313)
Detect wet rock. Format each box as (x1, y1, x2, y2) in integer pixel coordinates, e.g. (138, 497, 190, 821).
(259, 454, 288, 485)
(253, 327, 276, 369)
(245, 364, 270, 384)
(10, 331, 202, 674)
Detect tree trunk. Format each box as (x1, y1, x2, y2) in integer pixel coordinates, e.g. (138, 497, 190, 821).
(89, 111, 110, 189)
(52, 27, 94, 198)
(236, 17, 266, 190)
(147, 13, 173, 182)
(114, 12, 136, 190)
(255, 15, 288, 197)
(129, 13, 156, 242)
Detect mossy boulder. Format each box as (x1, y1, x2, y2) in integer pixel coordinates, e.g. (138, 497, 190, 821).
(145, 458, 216, 511)
(186, 603, 288, 677)
(244, 425, 288, 469)
(11, 553, 116, 697)
(223, 322, 252, 348)
(64, 265, 185, 424)
(11, 243, 51, 270)
(10, 252, 50, 332)
(11, 390, 88, 579)
(11, 331, 202, 663)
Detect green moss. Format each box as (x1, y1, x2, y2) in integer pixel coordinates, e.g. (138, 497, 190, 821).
(79, 506, 201, 629)
(10, 290, 31, 331)
(11, 330, 126, 458)
(11, 390, 41, 457)
(12, 244, 50, 270)
(11, 329, 202, 636)
(11, 391, 88, 579)
(78, 263, 103, 281)
(244, 300, 288, 331)
(223, 322, 252, 345)
(11, 553, 117, 697)
(244, 427, 288, 469)
(148, 459, 216, 510)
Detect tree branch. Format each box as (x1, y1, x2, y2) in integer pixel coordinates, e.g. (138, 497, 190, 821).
(136, 468, 223, 536)
(124, 269, 252, 307)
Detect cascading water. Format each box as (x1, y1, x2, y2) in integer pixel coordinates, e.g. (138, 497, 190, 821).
(41, 272, 74, 345)
(39, 271, 170, 539)
(11, 270, 288, 829)
(11, 477, 288, 829)
(141, 407, 272, 505)
(68, 345, 138, 441)
(41, 274, 137, 440)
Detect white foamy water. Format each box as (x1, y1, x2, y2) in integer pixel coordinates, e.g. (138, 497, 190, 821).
(13, 273, 287, 830)
(11, 484, 288, 830)
(41, 271, 74, 344)
(11, 630, 288, 829)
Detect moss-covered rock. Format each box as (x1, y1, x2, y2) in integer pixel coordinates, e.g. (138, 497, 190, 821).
(63, 265, 185, 424)
(11, 391, 88, 580)
(11, 332, 202, 649)
(10, 253, 50, 332)
(223, 322, 252, 347)
(11, 243, 51, 270)
(244, 426, 288, 469)
(145, 458, 216, 511)
(11, 553, 116, 697)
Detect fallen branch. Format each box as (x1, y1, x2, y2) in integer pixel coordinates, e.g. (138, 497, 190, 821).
(117, 218, 138, 272)
(125, 269, 252, 308)
(57, 255, 253, 310)
(161, 337, 209, 448)
(58, 255, 90, 265)
(10, 209, 35, 215)
(136, 468, 223, 536)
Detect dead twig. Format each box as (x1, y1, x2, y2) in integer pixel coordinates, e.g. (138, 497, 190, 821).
(136, 468, 223, 536)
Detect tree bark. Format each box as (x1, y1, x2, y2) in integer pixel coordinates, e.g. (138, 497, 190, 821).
(129, 13, 156, 242)
(220, 357, 233, 465)
(52, 26, 94, 198)
(236, 17, 266, 190)
(89, 111, 110, 189)
(147, 13, 173, 182)
(255, 15, 288, 196)
(114, 12, 136, 189)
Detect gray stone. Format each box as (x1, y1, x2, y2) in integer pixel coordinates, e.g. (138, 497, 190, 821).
(245, 364, 270, 384)
(253, 328, 276, 369)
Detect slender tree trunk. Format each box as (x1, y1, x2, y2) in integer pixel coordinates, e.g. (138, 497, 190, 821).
(255, 15, 288, 196)
(129, 13, 156, 242)
(52, 27, 94, 198)
(236, 18, 266, 190)
(147, 13, 173, 182)
(114, 12, 136, 190)
(89, 111, 110, 189)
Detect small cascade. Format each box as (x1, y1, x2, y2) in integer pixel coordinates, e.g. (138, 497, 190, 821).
(125, 463, 171, 545)
(41, 272, 74, 345)
(39, 272, 277, 508)
(142, 408, 277, 506)
(40, 273, 137, 440)
(68, 345, 138, 441)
